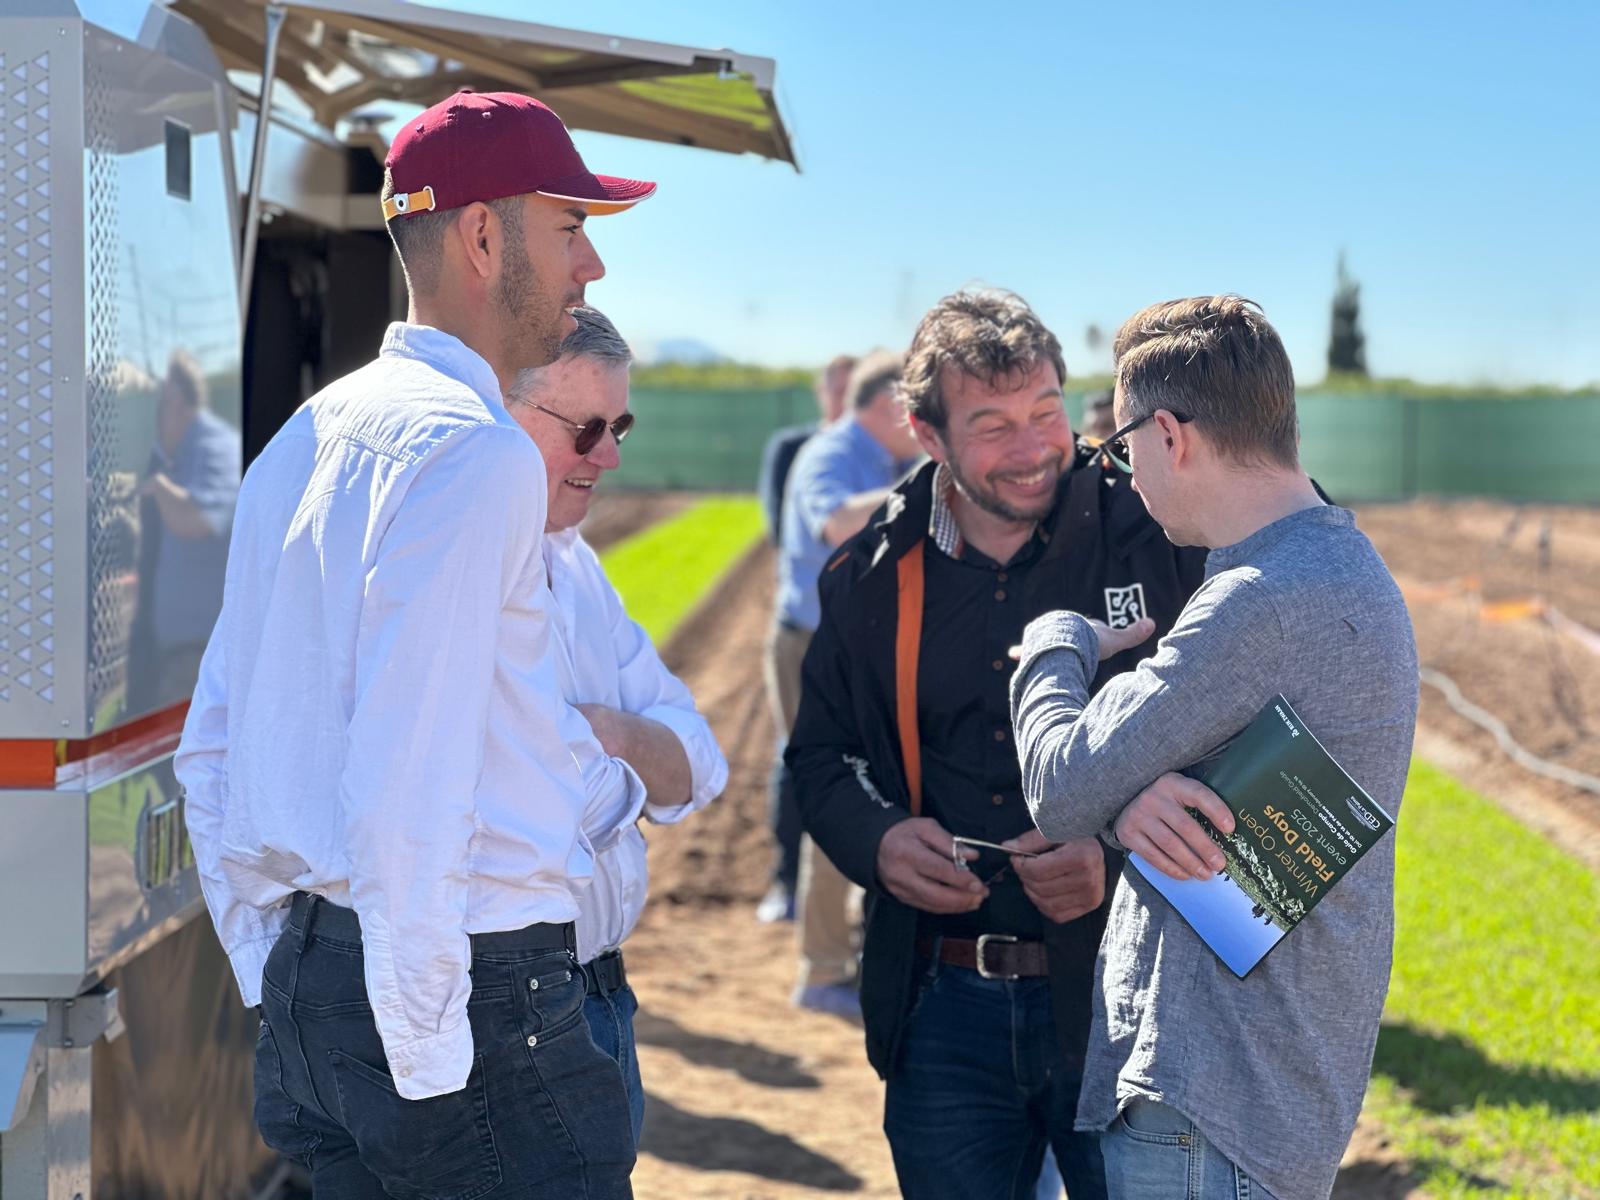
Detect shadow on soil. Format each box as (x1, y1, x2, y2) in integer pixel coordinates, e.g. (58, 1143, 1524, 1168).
(1372, 1022, 1600, 1115)
(634, 1010, 822, 1090)
(640, 1093, 864, 1191)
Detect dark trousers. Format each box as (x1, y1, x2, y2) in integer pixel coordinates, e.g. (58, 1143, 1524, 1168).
(883, 962, 1106, 1200)
(255, 895, 634, 1198)
(768, 756, 804, 892)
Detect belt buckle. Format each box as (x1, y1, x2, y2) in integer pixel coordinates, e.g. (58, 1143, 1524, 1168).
(975, 933, 1020, 981)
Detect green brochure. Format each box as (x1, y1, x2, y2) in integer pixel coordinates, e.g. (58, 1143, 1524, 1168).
(1127, 694, 1395, 977)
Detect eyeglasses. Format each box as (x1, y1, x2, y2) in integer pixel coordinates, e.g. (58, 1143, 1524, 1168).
(1097, 409, 1194, 473)
(520, 400, 635, 455)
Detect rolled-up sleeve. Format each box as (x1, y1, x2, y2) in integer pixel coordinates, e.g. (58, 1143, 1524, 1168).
(341, 426, 545, 1100)
(1010, 574, 1285, 843)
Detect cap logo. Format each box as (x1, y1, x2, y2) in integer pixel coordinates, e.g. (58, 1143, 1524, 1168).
(382, 185, 437, 221)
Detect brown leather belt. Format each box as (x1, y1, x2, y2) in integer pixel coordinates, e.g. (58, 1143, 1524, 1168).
(915, 933, 1049, 981)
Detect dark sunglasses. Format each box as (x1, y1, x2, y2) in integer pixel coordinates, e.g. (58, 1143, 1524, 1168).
(1098, 409, 1194, 473)
(522, 400, 635, 456)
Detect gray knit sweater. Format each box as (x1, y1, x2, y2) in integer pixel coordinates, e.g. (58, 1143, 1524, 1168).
(1011, 504, 1417, 1200)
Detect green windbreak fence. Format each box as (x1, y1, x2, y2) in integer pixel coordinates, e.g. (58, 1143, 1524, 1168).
(613, 386, 1600, 503)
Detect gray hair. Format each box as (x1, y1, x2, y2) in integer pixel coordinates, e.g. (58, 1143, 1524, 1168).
(508, 306, 633, 404)
(844, 348, 904, 411)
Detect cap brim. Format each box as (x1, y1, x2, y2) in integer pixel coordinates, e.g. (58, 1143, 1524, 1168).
(537, 171, 657, 216)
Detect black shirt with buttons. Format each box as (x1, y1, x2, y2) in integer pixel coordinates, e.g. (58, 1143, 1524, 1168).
(917, 525, 1055, 941)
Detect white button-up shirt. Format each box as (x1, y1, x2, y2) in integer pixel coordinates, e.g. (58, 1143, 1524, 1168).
(544, 528, 727, 963)
(176, 324, 595, 1100)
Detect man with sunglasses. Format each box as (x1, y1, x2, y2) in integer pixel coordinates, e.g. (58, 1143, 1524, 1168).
(788, 289, 1206, 1199)
(1011, 296, 1416, 1200)
(505, 307, 728, 1144)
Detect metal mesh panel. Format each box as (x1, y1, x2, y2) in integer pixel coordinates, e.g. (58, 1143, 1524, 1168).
(85, 50, 125, 726)
(0, 49, 57, 707)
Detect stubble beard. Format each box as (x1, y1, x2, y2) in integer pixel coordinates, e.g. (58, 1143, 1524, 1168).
(493, 217, 565, 367)
(946, 452, 1064, 525)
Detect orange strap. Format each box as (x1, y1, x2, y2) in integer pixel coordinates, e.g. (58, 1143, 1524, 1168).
(895, 540, 926, 816)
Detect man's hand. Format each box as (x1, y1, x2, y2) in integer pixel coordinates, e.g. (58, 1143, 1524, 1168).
(875, 818, 988, 914)
(575, 703, 693, 808)
(1113, 773, 1235, 881)
(1002, 829, 1106, 924)
(1085, 615, 1156, 661)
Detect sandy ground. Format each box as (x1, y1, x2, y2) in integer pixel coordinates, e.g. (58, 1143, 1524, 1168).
(607, 496, 1600, 1200)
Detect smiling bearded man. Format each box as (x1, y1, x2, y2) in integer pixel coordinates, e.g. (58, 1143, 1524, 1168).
(787, 289, 1209, 1200)
(505, 306, 728, 1145)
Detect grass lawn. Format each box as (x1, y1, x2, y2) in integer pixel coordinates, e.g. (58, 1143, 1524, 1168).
(1364, 760, 1600, 1197)
(599, 496, 765, 643)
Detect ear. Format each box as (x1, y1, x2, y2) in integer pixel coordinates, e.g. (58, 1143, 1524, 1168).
(453, 202, 495, 281)
(909, 412, 948, 464)
(1154, 409, 1195, 469)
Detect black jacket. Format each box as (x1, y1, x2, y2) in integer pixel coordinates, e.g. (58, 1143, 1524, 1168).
(786, 446, 1207, 1078)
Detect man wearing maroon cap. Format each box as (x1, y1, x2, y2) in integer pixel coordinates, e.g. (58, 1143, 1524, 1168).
(178, 90, 653, 1198)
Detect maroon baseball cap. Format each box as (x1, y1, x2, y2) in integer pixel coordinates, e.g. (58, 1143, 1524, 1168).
(382, 90, 656, 222)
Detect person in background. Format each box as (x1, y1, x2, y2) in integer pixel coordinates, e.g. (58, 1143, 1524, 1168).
(773, 350, 923, 1016)
(1081, 387, 1117, 441)
(177, 90, 653, 1197)
(127, 350, 241, 710)
(788, 290, 1205, 1198)
(504, 306, 728, 1146)
(755, 352, 857, 923)
(1011, 295, 1417, 1200)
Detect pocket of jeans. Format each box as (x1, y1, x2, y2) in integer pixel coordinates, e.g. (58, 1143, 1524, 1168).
(522, 960, 586, 1041)
(1117, 1098, 1193, 1146)
(327, 1050, 501, 1200)
(253, 1018, 320, 1162)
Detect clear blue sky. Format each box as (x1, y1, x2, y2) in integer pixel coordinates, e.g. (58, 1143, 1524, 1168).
(422, 0, 1599, 387)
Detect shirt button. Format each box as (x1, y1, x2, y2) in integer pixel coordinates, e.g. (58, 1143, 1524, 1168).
(526, 1035, 539, 1048)
(991, 658, 1005, 671)
(993, 729, 1006, 742)
(398, 1067, 411, 1078)
(991, 793, 1005, 806)
(994, 589, 1007, 601)
(997, 572, 1009, 583)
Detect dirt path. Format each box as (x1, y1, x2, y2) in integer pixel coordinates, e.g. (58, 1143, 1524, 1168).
(621, 498, 1600, 1199)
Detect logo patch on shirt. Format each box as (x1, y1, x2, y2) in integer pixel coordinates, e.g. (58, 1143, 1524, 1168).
(1104, 583, 1147, 629)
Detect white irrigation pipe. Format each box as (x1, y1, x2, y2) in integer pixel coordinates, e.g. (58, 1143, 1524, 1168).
(1419, 667, 1600, 798)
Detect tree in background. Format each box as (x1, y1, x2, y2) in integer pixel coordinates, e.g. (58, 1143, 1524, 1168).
(1327, 251, 1369, 376)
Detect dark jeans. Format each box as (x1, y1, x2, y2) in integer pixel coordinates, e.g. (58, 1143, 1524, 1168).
(768, 756, 803, 892)
(883, 961, 1106, 1200)
(582, 984, 644, 1145)
(255, 896, 635, 1198)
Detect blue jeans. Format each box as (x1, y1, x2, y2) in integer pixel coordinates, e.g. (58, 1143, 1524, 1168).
(254, 897, 635, 1198)
(582, 984, 644, 1145)
(1101, 1100, 1280, 1200)
(883, 962, 1106, 1200)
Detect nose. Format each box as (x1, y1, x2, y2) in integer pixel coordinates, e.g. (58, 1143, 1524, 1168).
(587, 428, 622, 471)
(575, 229, 605, 286)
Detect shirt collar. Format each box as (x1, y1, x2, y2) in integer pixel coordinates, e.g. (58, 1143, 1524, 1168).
(1207, 502, 1351, 573)
(929, 464, 966, 558)
(379, 322, 504, 407)
(840, 414, 900, 476)
(927, 463, 1056, 563)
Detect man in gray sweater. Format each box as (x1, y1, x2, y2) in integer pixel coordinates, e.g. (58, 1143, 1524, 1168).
(1009, 294, 1417, 1200)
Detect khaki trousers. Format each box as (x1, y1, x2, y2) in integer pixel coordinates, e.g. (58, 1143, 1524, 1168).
(764, 619, 860, 990)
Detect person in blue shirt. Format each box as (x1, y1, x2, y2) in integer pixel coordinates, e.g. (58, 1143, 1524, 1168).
(128, 350, 241, 712)
(767, 349, 923, 1016)
(755, 353, 855, 924)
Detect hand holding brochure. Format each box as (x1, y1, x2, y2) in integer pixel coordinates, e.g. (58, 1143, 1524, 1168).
(1127, 694, 1394, 977)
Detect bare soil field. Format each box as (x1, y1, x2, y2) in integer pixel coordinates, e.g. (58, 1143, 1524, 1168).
(612, 495, 1600, 1199)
